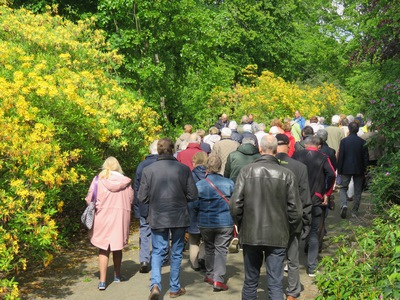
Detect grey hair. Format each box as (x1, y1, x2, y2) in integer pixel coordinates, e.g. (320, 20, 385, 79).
(242, 137, 256, 146)
(255, 123, 266, 132)
(260, 135, 278, 154)
(316, 129, 328, 142)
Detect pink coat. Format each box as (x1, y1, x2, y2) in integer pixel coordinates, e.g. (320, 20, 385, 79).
(85, 171, 134, 251)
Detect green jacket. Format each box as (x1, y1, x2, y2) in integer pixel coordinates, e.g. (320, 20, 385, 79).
(224, 143, 261, 183)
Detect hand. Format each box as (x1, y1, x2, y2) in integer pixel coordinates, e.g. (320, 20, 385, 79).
(301, 225, 311, 240)
(322, 194, 329, 206)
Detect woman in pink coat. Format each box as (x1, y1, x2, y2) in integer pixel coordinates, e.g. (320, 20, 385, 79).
(85, 156, 134, 290)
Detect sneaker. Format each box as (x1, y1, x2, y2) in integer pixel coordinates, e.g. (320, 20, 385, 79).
(284, 264, 288, 272)
(113, 275, 127, 282)
(204, 276, 214, 285)
(98, 282, 106, 290)
(213, 281, 229, 291)
(340, 206, 347, 219)
(229, 237, 239, 253)
(308, 271, 319, 278)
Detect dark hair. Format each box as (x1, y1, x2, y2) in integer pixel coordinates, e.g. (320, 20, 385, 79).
(340, 118, 349, 126)
(157, 138, 174, 155)
(301, 126, 314, 137)
(348, 122, 359, 134)
(310, 116, 318, 124)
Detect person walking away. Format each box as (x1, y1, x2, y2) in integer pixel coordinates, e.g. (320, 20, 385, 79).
(177, 133, 205, 170)
(224, 137, 261, 184)
(85, 156, 134, 290)
(230, 135, 302, 300)
(337, 122, 369, 218)
(138, 138, 198, 299)
(187, 152, 208, 271)
(193, 155, 235, 291)
(275, 134, 312, 300)
(133, 140, 158, 274)
(211, 128, 240, 175)
(292, 136, 336, 277)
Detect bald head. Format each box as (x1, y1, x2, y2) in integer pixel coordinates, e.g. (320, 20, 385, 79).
(259, 135, 278, 155)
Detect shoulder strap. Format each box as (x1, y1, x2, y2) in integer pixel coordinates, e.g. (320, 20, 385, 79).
(91, 176, 99, 203)
(205, 178, 229, 204)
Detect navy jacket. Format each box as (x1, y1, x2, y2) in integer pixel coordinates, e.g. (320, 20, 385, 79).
(337, 133, 369, 175)
(133, 154, 158, 218)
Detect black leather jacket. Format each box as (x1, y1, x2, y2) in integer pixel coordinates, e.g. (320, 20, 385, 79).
(230, 155, 302, 248)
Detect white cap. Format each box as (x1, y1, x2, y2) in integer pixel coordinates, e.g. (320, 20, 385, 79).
(269, 126, 280, 136)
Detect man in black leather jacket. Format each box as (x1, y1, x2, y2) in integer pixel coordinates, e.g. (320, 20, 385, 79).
(230, 135, 302, 300)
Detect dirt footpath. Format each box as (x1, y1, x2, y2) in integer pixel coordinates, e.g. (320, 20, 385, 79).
(18, 192, 374, 300)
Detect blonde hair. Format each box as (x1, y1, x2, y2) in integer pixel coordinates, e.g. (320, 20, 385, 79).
(99, 156, 123, 179)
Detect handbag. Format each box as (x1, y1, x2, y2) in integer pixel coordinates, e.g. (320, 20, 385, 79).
(81, 176, 99, 230)
(205, 178, 238, 237)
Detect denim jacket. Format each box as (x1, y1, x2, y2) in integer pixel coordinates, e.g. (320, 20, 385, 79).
(192, 173, 234, 228)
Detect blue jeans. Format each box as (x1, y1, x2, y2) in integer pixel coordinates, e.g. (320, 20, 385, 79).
(242, 245, 286, 300)
(139, 216, 151, 263)
(340, 174, 364, 213)
(150, 227, 186, 293)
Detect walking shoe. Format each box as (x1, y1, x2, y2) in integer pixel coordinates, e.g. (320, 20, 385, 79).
(308, 271, 319, 277)
(113, 275, 127, 282)
(198, 258, 206, 270)
(148, 285, 160, 300)
(140, 261, 150, 273)
(98, 282, 106, 291)
(213, 281, 229, 291)
(284, 264, 288, 272)
(204, 276, 214, 285)
(169, 287, 186, 298)
(228, 237, 239, 253)
(340, 206, 347, 219)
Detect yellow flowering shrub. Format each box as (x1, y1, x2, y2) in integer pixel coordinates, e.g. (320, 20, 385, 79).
(0, 6, 161, 298)
(209, 68, 345, 125)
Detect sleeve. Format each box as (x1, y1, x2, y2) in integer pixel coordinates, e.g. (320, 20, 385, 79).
(286, 172, 302, 234)
(84, 176, 97, 205)
(224, 154, 232, 179)
(299, 167, 312, 227)
(186, 169, 198, 202)
(132, 167, 141, 218)
(138, 169, 150, 205)
(324, 157, 336, 196)
(229, 169, 245, 228)
(337, 140, 345, 174)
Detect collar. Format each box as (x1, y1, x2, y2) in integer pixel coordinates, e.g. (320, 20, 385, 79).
(157, 154, 177, 161)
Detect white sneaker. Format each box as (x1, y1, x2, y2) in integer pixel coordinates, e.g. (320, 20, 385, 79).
(284, 264, 288, 272)
(229, 237, 239, 253)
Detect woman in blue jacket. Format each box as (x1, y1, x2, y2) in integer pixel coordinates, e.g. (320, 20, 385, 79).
(192, 155, 235, 292)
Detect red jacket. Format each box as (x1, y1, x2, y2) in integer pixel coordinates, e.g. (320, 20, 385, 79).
(177, 143, 205, 170)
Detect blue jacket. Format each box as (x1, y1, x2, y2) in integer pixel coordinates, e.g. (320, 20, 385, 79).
(133, 154, 158, 218)
(192, 173, 234, 228)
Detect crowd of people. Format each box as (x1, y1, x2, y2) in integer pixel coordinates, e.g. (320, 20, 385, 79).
(84, 110, 379, 300)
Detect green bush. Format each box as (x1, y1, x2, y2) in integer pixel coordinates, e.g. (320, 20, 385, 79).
(315, 206, 400, 299)
(0, 6, 161, 299)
